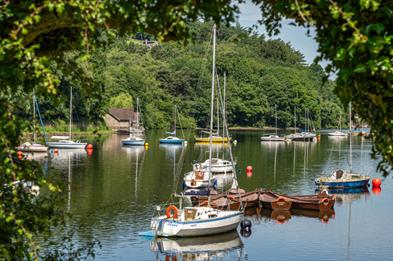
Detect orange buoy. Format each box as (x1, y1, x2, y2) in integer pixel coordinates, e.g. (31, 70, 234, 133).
(166, 205, 179, 219)
(87, 148, 93, 156)
(17, 151, 23, 156)
(86, 144, 93, 149)
(372, 178, 381, 188)
(54, 148, 58, 153)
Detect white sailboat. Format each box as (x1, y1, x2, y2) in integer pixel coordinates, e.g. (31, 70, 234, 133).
(149, 25, 242, 237)
(328, 111, 347, 137)
(17, 90, 48, 152)
(160, 105, 186, 144)
(122, 97, 145, 146)
(47, 86, 87, 149)
(261, 105, 286, 142)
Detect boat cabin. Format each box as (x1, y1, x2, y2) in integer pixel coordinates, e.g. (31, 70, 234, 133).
(182, 207, 218, 221)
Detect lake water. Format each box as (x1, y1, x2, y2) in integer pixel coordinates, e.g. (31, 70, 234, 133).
(40, 131, 393, 260)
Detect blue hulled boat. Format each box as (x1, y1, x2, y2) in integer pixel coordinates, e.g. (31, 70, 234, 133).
(159, 136, 185, 144)
(315, 169, 370, 189)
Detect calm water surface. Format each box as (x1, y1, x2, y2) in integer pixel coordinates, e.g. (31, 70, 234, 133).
(42, 131, 393, 260)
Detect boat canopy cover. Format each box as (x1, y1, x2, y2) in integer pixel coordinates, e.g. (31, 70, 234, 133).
(166, 131, 176, 135)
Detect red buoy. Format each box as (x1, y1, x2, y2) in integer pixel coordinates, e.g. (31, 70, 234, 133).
(372, 178, 381, 188)
(17, 151, 23, 156)
(87, 148, 93, 156)
(86, 144, 93, 150)
(246, 166, 253, 177)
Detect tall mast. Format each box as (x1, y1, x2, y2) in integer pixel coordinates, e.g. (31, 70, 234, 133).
(223, 72, 226, 148)
(208, 24, 216, 182)
(216, 97, 219, 136)
(294, 106, 296, 133)
(349, 102, 352, 171)
(33, 89, 36, 143)
(136, 97, 139, 128)
(275, 105, 278, 136)
(174, 105, 177, 136)
(69, 86, 72, 140)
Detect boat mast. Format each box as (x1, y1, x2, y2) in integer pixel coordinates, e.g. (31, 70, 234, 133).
(33, 89, 36, 143)
(174, 105, 177, 136)
(349, 102, 352, 172)
(69, 86, 72, 140)
(216, 97, 220, 136)
(294, 106, 296, 133)
(136, 97, 140, 129)
(275, 105, 278, 136)
(222, 72, 226, 149)
(208, 24, 216, 191)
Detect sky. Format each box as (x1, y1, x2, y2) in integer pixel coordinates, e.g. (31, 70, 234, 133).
(237, 1, 320, 65)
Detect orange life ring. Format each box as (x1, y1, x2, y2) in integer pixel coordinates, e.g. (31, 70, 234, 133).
(166, 205, 179, 219)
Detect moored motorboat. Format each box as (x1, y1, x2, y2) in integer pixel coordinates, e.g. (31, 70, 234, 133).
(315, 169, 370, 189)
(150, 205, 242, 237)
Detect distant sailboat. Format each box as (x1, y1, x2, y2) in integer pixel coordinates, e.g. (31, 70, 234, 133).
(160, 105, 186, 144)
(261, 105, 285, 142)
(328, 111, 347, 137)
(47, 86, 87, 149)
(122, 97, 145, 146)
(18, 89, 48, 152)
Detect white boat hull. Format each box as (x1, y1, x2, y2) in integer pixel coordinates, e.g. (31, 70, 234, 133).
(17, 143, 48, 152)
(156, 212, 242, 237)
(47, 141, 87, 149)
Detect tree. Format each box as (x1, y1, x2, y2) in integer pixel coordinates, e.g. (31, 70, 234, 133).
(0, 1, 240, 259)
(254, 0, 393, 174)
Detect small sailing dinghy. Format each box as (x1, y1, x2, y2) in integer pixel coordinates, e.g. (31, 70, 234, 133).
(47, 86, 87, 149)
(316, 103, 369, 189)
(315, 169, 370, 189)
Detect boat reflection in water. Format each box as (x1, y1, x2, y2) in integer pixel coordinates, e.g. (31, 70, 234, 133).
(150, 231, 244, 260)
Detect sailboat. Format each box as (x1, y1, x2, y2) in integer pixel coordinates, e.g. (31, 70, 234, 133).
(122, 97, 145, 146)
(195, 76, 230, 143)
(328, 111, 347, 137)
(47, 86, 87, 149)
(17, 90, 48, 152)
(148, 25, 242, 238)
(160, 105, 185, 144)
(286, 107, 316, 142)
(315, 103, 369, 188)
(261, 105, 285, 142)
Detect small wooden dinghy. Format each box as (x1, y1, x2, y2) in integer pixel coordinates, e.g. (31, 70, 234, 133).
(269, 191, 336, 211)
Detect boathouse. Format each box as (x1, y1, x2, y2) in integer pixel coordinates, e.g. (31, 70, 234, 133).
(104, 108, 140, 132)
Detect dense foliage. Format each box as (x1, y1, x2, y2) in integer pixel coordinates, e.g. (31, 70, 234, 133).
(0, 1, 238, 259)
(48, 23, 343, 131)
(254, 0, 393, 173)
